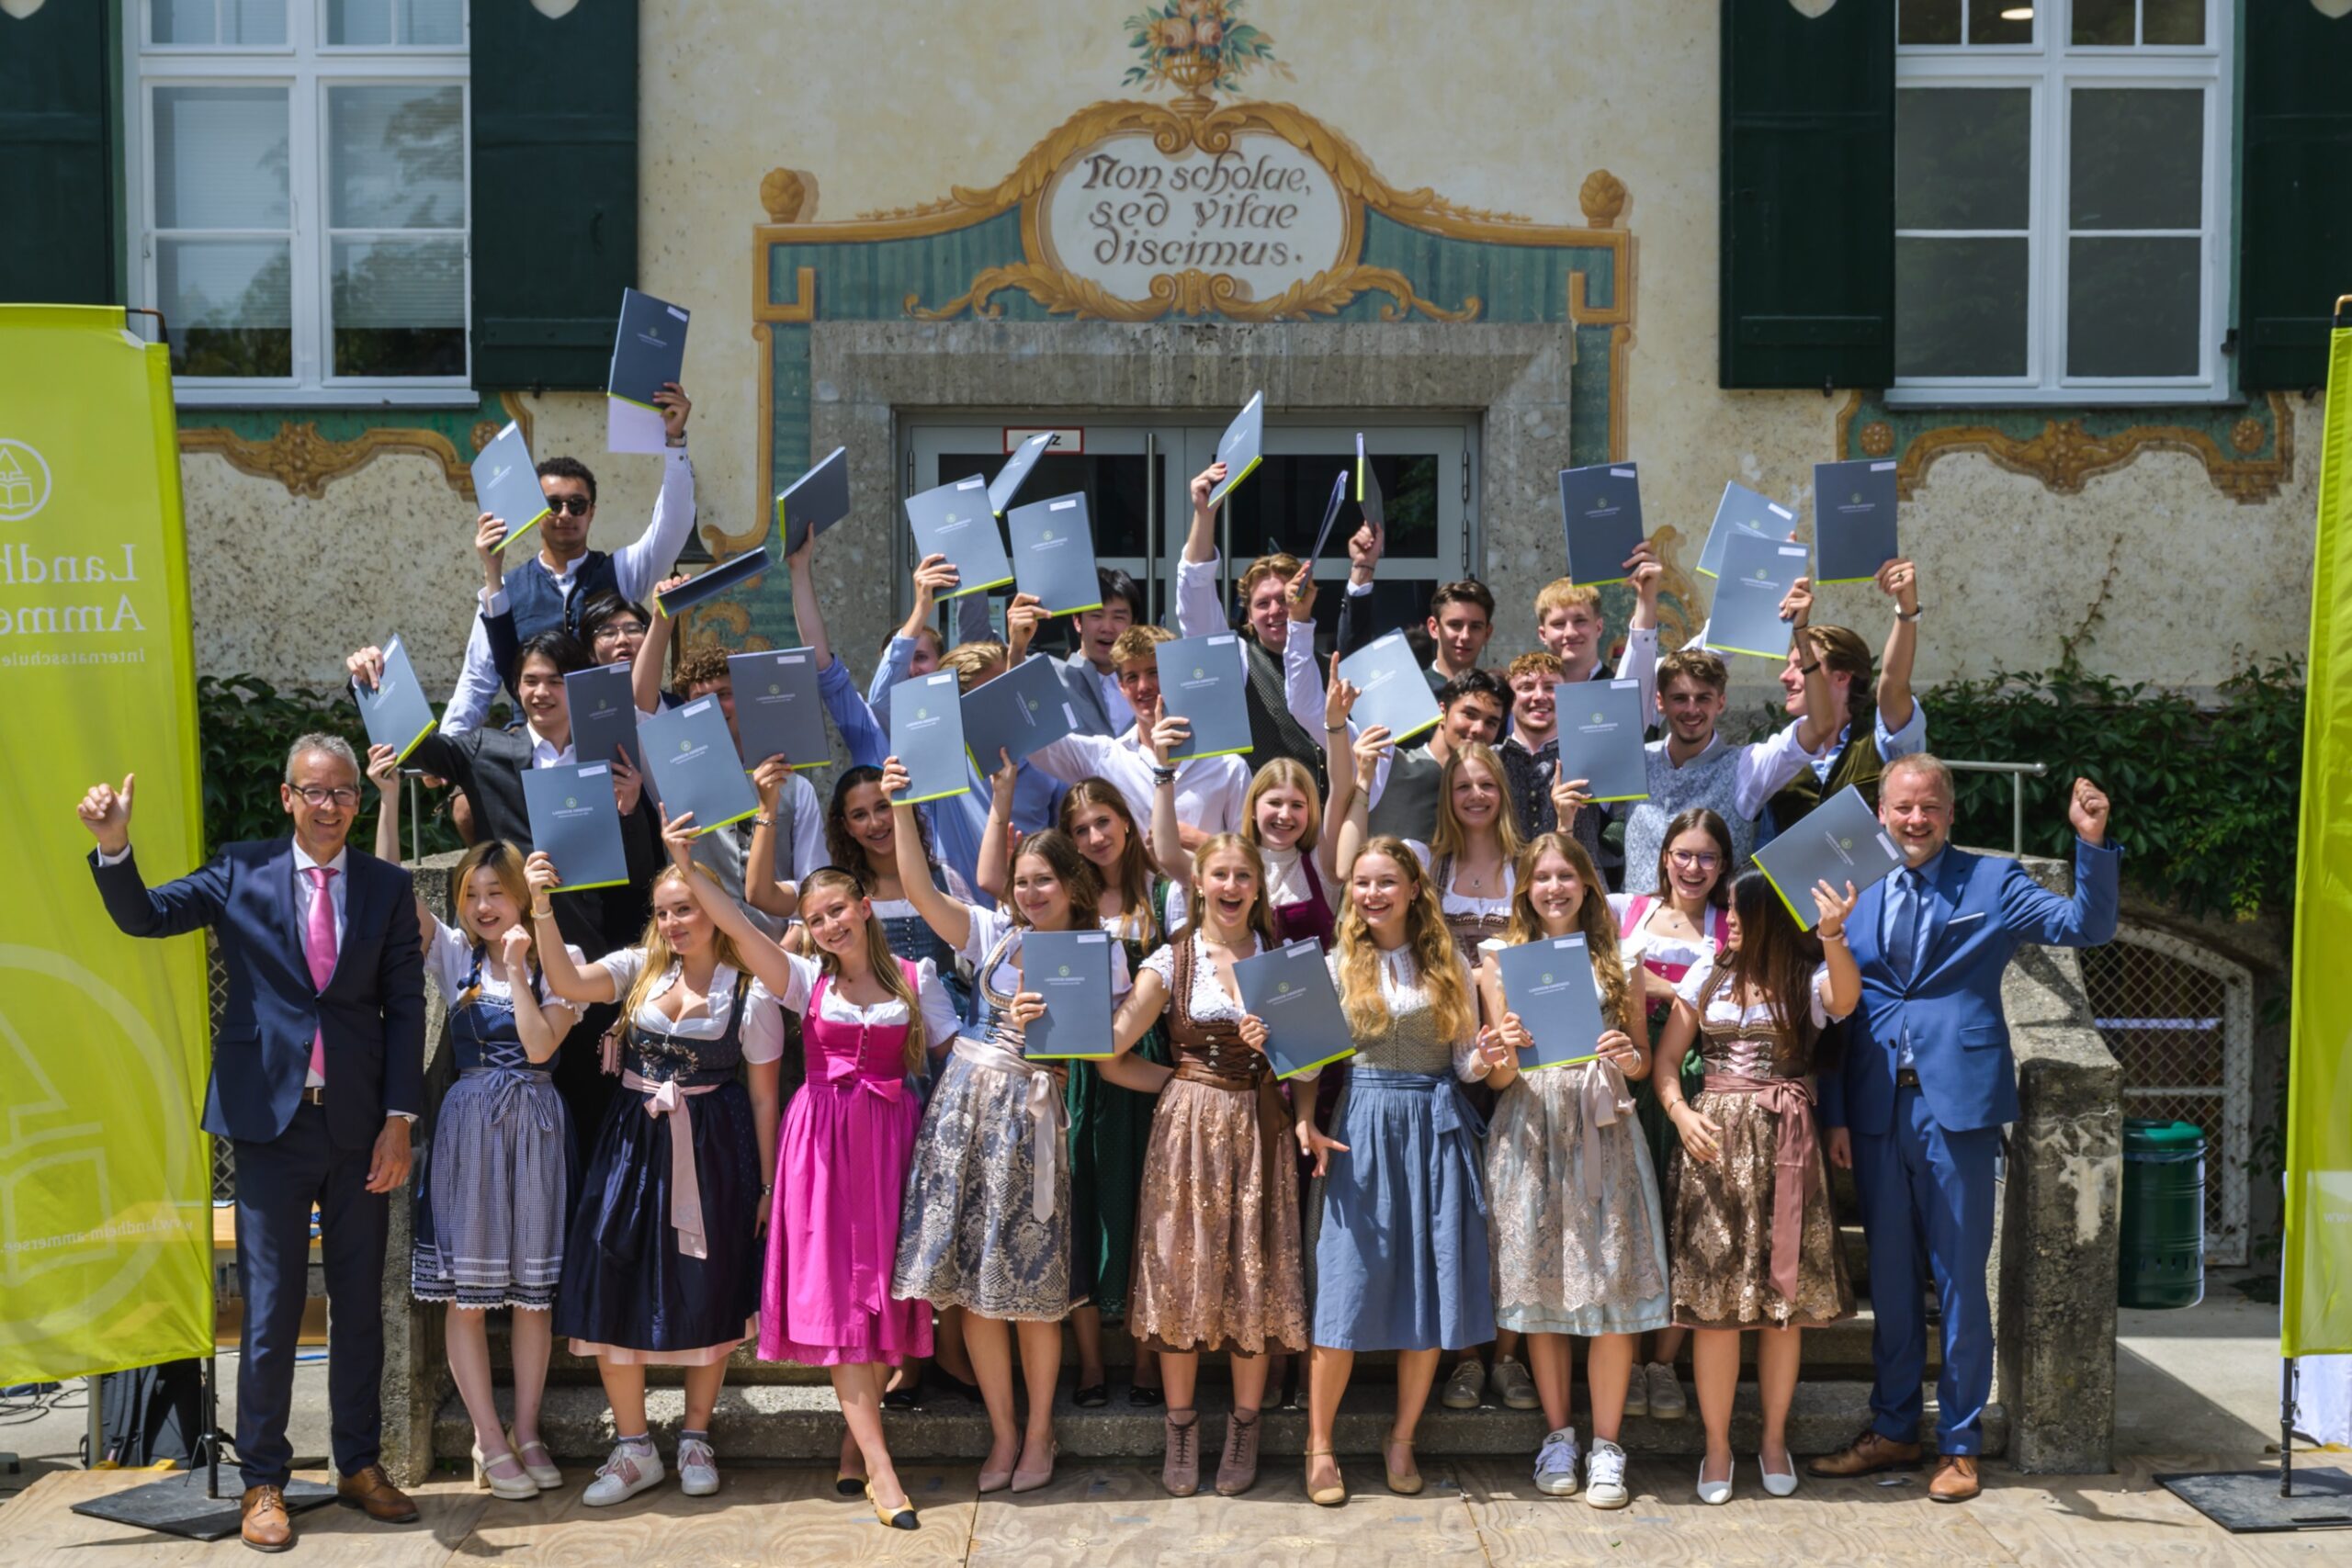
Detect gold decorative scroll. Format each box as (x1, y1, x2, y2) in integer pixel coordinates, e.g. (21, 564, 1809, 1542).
(179, 394, 533, 502)
(911, 261, 1478, 324)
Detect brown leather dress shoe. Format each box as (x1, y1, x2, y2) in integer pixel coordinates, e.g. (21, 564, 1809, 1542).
(336, 1463, 422, 1523)
(1804, 1427, 1924, 1479)
(240, 1485, 293, 1553)
(1929, 1453, 1982, 1503)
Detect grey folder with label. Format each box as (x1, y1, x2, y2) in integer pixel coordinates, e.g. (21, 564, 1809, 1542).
(1008, 492, 1102, 614)
(1496, 936, 1610, 1070)
(729, 648, 831, 771)
(1338, 629, 1442, 745)
(1554, 678, 1651, 803)
(565, 662, 641, 772)
(1812, 458, 1901, 584)
(989, 431, 1057, 517)
(640, 695, 759, 834)
(1156, 632, 1253, 761)
(1205, 391, 1264, 509)
(522, 762, 629, 891)
(656, 546, 774, 618)
(1557, 462, 1645, 586)
(1750, 784, 1905, 931)
(1706, 533, 1809, 661)
(1698, 480, 1796, 579)
(906, 475, 1012, 598)
(889, 670, 971, 804)
(1019, 929, 1115, 1061)
(606, 288, 689, 453)
(1232, 939, 1356, 1080)
(1309, 468, 1351, 560)
(777, 446, 851, 557)
(470, 421, 550, 552)
(961, 653, 1080, 771)
(353, 634, 437, 763)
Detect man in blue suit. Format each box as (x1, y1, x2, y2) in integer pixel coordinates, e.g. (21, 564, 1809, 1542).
(1809, 753, 2116, 1503)
(80, 735, 426, 1551)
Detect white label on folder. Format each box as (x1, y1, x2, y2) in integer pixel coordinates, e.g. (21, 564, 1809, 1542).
(1049, 498, 1079, 512)
(954, 476, 985, 490)
(782, 653, 806, 664)
(684, 697, 716, 717)
(581, 763, 609, 780)
(1871, 461, 1895, 472)
(1610, 467, 1635, 479)
(1769, 502, 1794, 521)
(1075, 933, 1106, 944)
(1779, 547, 1808, 559)
(1610, 679, 1639, 694)
(1209, 635, 1235, 647)
(666, 305, 690, 322)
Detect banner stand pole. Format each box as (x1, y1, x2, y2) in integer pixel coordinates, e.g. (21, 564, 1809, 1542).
(2281, 1355, 2295, 1500)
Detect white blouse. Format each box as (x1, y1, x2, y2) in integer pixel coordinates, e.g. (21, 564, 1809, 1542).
(1141, 929, 1264, 1024)
(1607, 893, 1724, 983)
(1673, 954, 1844, 1032)
(955, 906, 1135, 1031)
(1299, 944, 1486, 1083)
(1163, 840, 1318, 931)
(770, 949, 959, 1054)
(424, 918, 582, 1010)
(593, 948, 786, 1064)
(1405, 840, 1516, 921)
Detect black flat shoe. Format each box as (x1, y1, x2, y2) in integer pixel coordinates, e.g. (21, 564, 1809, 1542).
(881, 1387, 922, 1412)
(834, 1472, 865, 1496)
(1127, 1382, 1165, 1409)
(1073, 1382, 1109, 1408)
(935, 1370, 984, 1404)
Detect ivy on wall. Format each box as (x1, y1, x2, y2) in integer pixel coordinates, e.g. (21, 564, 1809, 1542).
(197, 674, 465, 860)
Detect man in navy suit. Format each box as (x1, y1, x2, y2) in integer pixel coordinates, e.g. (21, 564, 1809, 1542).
(81, 735, 426, 1551)
(1809, 753, 2116, 1503)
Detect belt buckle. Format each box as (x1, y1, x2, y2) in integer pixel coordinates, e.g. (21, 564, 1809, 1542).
(301, 1086, 327, 1105)
(1894, 1067, 1921, 1089)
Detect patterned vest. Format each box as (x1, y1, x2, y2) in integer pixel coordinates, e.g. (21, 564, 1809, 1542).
(1621, 739, 1748, 897)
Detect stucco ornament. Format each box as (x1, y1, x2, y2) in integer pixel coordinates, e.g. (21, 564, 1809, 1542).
(0, 0, 49, 19)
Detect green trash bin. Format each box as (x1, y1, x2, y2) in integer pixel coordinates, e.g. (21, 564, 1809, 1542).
(2119, 1119, 2205, 1309)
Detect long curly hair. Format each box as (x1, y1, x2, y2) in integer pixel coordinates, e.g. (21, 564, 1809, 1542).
(1429, 741, 1522, 865)
(797, 867, 927, 1071)
(1060, 778, 1157, 945)
(1334, 835, 1476, 1045)
(827, 765, 933, 894)
(1502, 832, 1631, 1032)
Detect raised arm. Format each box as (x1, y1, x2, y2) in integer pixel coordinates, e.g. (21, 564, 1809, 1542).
(1333, 517, 1385, 659)
(1617, 543, 1663, 721)
(1324, 723, 1384, 888)
(609, 387, 697, 602)
(657, 807, 800, 998)
(525, 852, 621, 1005)
(816, 644, 888, 769)
(78, 773, 231, 939)
(500, 924, 576, 1064)
(365, 744, 435, 953)
(881, 756, 976, 952)
(743, 760, 801, 921)
(1875, 558, 1920, 733)
(1811, 880, 1862, 1021)
(973, 750, 1020, 904)
(1996, 779, 2120, 948)
(785, 527, 831, 671)
(631, 575, 686, 717)
(1174, 462, 1228, 637)
(473, 514, 524, 705)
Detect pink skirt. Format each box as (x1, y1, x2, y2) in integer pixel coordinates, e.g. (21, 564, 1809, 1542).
(757, 1076, 933, 1366)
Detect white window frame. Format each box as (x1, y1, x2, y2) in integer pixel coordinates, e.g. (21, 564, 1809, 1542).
(1890, 0, 2232, 407)
(121, 0, 475, 408)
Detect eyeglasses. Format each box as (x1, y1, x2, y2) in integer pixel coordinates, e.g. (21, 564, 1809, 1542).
(543, 496, 592, 516)
(1668, 849, 1722, 870)
(291, 785, 362, 808)
(595, 620, 649, 642)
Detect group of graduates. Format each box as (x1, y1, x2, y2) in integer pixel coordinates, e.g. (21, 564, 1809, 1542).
(81, 385, 2121, 1547)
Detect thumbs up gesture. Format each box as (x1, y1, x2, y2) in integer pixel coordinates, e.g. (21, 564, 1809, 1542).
(77, 773, 136, 855)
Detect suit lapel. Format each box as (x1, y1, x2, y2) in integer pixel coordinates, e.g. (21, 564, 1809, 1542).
(1848, 880, 1888, 978)
(270, 840, 311, 982)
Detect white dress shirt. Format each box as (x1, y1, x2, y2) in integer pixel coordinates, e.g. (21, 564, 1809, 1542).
(1026, 726, 1248, 840)
(523, 721, 575, 770)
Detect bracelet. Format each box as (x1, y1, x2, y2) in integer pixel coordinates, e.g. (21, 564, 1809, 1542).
(1896, 605, 1923, 623)
(530, 903, 554, 919)
(1324, 723, 1347, 734)
(751, 816, 775, 828)
(1150, 767, 1178, 784)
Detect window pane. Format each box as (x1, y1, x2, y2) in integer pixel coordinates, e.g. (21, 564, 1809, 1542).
(152, 0, 215, 44)
(2143, 0, 2204, 46)
(332, 237, 466, 377)
(1896, 88, 2032, 231)
(325, 0, 392, 46)
(404, 0, 464, 45)
(224, 0, 286, 44)
(1897, 236, 2029, 378)
(1899, 0, 1962, 45)
(2070, 88, 2202, 230)
(158, 239, 291, 377)
(2067, 236, 2200, 377)
(1968, 1, 2035, 45)
(2071, 0, 2133, 45)
(328, 85, 464, 229)
(153, 87, 288, 229)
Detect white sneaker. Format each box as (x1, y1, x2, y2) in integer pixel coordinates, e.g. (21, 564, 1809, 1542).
(1532, 1427, 1581, 1497)
(582, 1440, 663, 1506)
(1646, 1361, 1688, 1420)
(1585, 1438, 1630, 1509)
(677, 1436, 720, 1497)
(1442, 1358, 1487, 1411)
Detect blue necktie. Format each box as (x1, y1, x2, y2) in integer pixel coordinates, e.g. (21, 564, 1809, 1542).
(1886, 866, 1924, 987)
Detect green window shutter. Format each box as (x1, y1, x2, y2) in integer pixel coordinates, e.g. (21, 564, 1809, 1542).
(2240, 4, 2352, 393)
(469, 0, 639, 389)
(1719, 0, 1894, 389)
(0, 4, 116, 306)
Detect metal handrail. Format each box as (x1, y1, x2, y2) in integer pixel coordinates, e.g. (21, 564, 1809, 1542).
(1944, 759, 2050, 858)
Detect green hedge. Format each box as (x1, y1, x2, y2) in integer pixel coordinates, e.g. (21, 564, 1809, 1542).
(197, 673, 467, 860)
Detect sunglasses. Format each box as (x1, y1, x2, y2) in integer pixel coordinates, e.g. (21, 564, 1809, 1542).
(543, 496, 592, 516)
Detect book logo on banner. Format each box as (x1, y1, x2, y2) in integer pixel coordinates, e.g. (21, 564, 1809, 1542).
(0, 440, 51, 523)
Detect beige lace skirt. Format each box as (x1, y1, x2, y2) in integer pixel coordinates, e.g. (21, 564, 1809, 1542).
(1127, 1074, 1307, 1356)
(1668, 1084, 1856, 1330)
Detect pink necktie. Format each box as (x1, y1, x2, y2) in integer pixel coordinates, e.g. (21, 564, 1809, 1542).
(303, 866, 338, 1083)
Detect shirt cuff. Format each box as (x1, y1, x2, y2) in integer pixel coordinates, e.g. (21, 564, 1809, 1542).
(1346, 581, 1374, 597)
(96, 843, 132, 866)
(388, 1110, 419, 1125)
(479, 585, 509, 616)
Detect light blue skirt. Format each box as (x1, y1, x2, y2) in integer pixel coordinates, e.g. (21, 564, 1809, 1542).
(1306, 1067, 1494, 1352)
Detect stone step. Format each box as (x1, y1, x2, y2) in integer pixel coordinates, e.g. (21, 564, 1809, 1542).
(433, 1381, 2003, 1465)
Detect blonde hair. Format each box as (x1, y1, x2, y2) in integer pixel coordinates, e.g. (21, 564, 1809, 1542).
(797, 867, 927, 1070)
(448, 840, 534, 1008)
(1506, 650, 1566, 685)
(1534, 577, 1601, 620)
(1429, 741, 1522, 864)
(1502, 832, 1632, 1032)
(1061, 779, 1158, 945)
(1181, 833, 1283, 951)
(619, 863, 753, 1025)
(1238, 551, 1303, 604)
(938, 639, 1009, 694)
(1335, 836, 1477, 1045)
(1109, 622, 1175, 667)
(1241, 757, 1322, 853)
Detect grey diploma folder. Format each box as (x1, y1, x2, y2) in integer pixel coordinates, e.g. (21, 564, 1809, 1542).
(1018, 929, 1115, 1060)
(777, 446, 851, 557)
(606, 288, 688, 453)
(1309, 468, 1351, 561)
(1232, 939, 1356, 1080)
(961, 653, 1080, 772)
(656, 546, 774, 618)
(1698, 480, 1795, 579)
(1008, 492, 1102, 615)
(565, 662, 641, 772)
(639, 694, 759, 834)
(470, 421, 550, 552)
(1204, 392, 1265, 509)
(905, 475, 1012, 598)
(988, 431, 1057, 517)
(1355, 433, 1385, 528)
(1750, 784, 1906, 931)
(1337, 629, 1442, 744)
(521, 763, 629, 891)
(353, 634, 436, 763)
(1705, 534, 1810, 661)
(1558, 462, 1645, 586)
(1495, 936, 1610, 1071)
(1553, 678, 1651, 803)
(728, 648, 831, 771)
(889, 671, 971, 804)
(1812, 458, 1900, 585)
(1155, 632, 1253, 761)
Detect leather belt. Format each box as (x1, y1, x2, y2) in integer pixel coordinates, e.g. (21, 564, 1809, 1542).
(300, 1087, 327, 1105)
(1894, 1067, 1922, 1089)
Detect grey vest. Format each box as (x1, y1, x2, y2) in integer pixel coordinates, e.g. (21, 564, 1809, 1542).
(1367, 748, 1444, 844)
(1620, 739, 1748, 896)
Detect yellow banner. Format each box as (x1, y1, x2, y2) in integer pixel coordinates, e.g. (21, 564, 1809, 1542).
(0, 306, 213, 1382)
(2286, 318, 2352, 1359)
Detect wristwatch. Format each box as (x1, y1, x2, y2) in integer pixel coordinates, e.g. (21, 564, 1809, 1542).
(1896, 605, 1923, 623)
